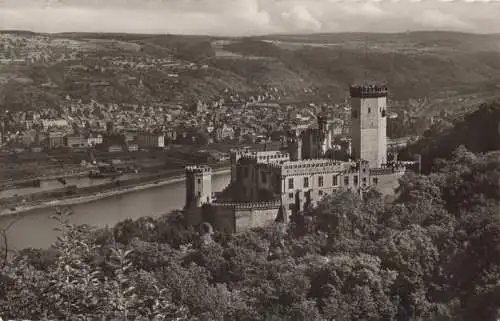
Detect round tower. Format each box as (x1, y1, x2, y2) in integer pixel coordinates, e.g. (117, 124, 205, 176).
(185, 165, 213, 209)
(350, 84, 388, 168)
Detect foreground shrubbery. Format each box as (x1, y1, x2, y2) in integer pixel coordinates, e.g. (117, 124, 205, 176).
(0, 145, 498, 321)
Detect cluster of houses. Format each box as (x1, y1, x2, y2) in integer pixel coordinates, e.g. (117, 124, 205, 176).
(3, 129, 167, 154)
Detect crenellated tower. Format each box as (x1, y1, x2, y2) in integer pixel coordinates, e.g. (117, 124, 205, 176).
(229, 147, 250, 183)
(185, 165, 212, 209)
(317, 115, 329, 158)
(350, 84, 388, 168)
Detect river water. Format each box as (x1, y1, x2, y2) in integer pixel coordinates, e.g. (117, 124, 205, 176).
(0, 172, 230, 250)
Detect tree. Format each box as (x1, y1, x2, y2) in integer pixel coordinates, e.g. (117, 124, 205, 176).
(309, 254, 397, 321)
(375, 225, 446, 321)
(447, 203, 500, 321)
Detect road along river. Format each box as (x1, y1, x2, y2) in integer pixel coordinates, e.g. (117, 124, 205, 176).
(0, 171, 230, 250)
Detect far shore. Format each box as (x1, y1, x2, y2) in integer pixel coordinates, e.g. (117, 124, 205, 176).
(0, 169, 230, 217)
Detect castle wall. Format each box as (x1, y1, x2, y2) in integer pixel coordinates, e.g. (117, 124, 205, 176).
(235, 206, 280, 233)
(236, 162, 255, 201)
(280, 160, 347, 219)
(370, 168, 405, 195)
(254, 165, 281, 199)
(205, 202, 281, 233)
(208, 206, 237, 234)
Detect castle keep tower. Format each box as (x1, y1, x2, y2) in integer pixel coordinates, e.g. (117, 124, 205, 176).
(185, 165, 212, 209)
(350, 85, 388, 168)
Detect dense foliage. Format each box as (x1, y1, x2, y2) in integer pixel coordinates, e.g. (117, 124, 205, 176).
(401, 101, 500, 173)
(1, 145, 498, 320)
(1, 106, 499, 320)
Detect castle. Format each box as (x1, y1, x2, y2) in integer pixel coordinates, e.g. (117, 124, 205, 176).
(184, 85, 413, 233)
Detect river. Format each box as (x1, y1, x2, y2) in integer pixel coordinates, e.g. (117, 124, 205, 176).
(0, 172, 230, 250)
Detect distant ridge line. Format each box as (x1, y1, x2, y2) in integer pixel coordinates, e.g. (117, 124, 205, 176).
(1, 29, 500, 38)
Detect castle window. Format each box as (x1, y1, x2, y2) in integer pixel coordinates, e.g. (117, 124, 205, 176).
(319, 190, 323, 196)
(197, 178, 201, 184)
(368, 108, 371, 113)
(344, 176, 349, 186)
(373, 177, 379, 185)
(362, 177, 367, 183)
(354, 175, 359, 185)
(289, 193, 294, 199)
(198, 192, 201, 197)
(318, 176, 324, 187)
(333, 175, 338, 186)
(288, 178, 294, 189)
(304, 177, 309, 188)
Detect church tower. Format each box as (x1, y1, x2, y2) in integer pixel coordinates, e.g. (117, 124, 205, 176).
(350, 85, 388, 168)
(185, 165, 212, 209)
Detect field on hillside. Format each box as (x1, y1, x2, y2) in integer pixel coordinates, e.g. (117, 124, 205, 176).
(1, 31, 500, 116)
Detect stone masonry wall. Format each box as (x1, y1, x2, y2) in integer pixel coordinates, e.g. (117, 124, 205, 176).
(235, 207, 279, 233)
(372, 171, 405, 195)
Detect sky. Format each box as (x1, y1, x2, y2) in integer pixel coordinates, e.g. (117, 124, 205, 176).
(0, 0, 499, 36)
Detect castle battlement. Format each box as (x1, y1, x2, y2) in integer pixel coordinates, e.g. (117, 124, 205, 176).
(266, 162, 285, 169)
(212, 200, 281, 210)
(350, 84, 388, 98)
(239, 151, 290, 165)
(238, 155, 259, 164)
(370, 166, 406, 176)
(185, 165, 212, 174)
(230, 146, 251, 153)
(282, 159, 342, 169)
(281, 159, 345, 176)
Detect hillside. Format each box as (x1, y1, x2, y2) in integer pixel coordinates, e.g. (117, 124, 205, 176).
(1, 31, 500, 112)
(400, 101, 500, 173)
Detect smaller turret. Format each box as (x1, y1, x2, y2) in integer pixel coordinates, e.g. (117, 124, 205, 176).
(185, 165, 212, 209)
(287, 129, 302, 161)
(317, 115, 327, 134)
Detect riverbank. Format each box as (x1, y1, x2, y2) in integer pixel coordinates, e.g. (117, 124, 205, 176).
(0, 169, 88, 191)
(0, 168, 230, 217)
